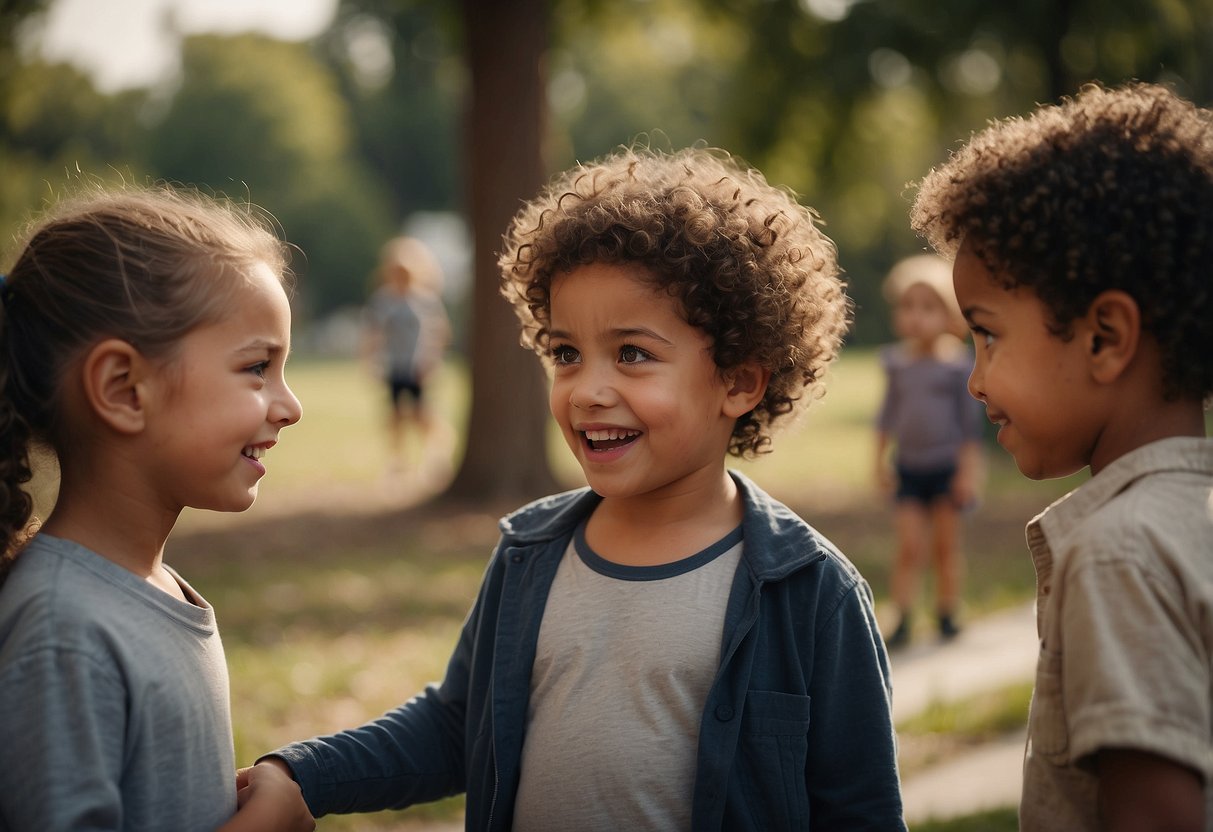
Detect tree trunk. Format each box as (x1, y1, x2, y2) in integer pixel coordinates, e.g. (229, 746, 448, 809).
(444, 0, 561, 506)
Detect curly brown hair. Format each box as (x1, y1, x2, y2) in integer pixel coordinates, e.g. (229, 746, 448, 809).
(499, 146, 851, 457)
(911, 81, 1213, 402)
(0, 183, 289, 568)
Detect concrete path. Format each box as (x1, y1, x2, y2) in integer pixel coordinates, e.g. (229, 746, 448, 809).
(889, 601, 1038, 723)
(891, 601, 1038, 825)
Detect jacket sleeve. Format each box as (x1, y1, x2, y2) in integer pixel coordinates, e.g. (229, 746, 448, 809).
(806, 579, 907, 830)
(268, 557, 497, 818)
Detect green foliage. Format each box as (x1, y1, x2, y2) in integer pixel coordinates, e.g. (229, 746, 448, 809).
(141, 34, 395, 315)
(899, 681, 1034, 739)
(9, 0, 1212, 337)
(0, 59, 147, 250)
(320, 1, 464, 217)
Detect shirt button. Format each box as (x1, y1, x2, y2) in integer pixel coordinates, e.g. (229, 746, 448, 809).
(715, 704, 734, 721)
(510, 553, 524, 564)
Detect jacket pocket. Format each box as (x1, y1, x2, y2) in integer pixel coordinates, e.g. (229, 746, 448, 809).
(733, 689, 811, 828)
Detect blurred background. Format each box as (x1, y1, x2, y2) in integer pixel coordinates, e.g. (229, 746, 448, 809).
(5, 0, 1211, 504)
(3, 3, 1211, 828)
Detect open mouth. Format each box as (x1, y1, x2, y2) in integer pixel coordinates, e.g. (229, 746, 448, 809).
(242, 446, 266, 460)
(583, 428, 641, 451)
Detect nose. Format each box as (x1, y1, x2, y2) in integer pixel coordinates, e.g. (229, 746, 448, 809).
(567, 364, 616, 410)
(967, 354, 986, 403)
(272, 380, 304, 427)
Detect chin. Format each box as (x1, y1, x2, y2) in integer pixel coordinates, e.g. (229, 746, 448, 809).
(1015, 457, 1084, 482)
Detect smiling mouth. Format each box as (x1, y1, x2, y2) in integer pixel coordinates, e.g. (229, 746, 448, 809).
(583, 428, 641, 451)
(242, 446, 266, 460)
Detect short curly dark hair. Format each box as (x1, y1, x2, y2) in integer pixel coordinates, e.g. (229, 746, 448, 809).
(500, 146, 851, 457)
(911, 81, 1213, 402)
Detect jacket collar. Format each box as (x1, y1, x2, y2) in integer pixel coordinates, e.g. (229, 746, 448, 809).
(497, 470, 835, 583)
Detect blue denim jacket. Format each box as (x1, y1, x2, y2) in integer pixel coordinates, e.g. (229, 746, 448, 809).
(274, 471, 905, 830)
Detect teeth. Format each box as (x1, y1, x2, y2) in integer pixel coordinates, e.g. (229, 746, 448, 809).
(583, 428, 640, 441)
(243, 446, 265, 460)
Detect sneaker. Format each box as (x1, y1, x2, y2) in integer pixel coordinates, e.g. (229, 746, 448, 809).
(884, 617, 910, 650)
(938, 613, 961, 640)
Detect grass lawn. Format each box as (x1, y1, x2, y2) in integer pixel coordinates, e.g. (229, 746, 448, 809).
(27, 347, 1080, 830)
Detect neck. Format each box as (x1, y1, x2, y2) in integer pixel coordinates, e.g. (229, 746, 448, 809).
(43, 462, 178, 581)
(585, 468, 743, 567)
(1090, 395, 1207, 475)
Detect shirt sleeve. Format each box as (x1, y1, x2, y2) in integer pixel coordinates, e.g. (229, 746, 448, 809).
(1059, 555, 1213, 780)
(0, 645, 128, 830)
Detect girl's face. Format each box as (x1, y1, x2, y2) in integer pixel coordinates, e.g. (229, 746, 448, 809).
(546, 262, 740, 504)
(143, 261, 303, 513)
(893, 282, 953, 345)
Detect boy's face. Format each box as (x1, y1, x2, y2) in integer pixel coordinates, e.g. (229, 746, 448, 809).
(547, 262, 739, 502)
(953, 247, 1101, 480)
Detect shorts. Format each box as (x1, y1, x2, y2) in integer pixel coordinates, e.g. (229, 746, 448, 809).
(388, 373, 424, 406)
(895, 465, 956, 506)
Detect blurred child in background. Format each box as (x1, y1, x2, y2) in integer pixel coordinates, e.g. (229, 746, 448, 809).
(362, 235, 452, 479)
(875, 254, 984, 647)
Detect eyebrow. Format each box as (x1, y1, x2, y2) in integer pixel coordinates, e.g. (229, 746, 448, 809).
(549, 326, 674, 345)
(960, 305, 991, 322)
(237, 338, 289, 355)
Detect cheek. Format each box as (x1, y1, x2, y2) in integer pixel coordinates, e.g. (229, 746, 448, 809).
(629, 384, 688, 426)
(548, 380, 568, 419)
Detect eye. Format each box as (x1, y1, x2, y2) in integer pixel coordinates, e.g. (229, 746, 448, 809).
(619, 345, 652, 364)
(550, 344, 580, 365)
(247, 360, 270, 379)
(970, 326, 995, 349)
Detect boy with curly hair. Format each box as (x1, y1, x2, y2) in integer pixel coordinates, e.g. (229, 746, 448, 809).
(912, 82, 1213, 831)
(248, 147, 906, 830)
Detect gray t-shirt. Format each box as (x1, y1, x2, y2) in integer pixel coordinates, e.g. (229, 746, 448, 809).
(876, 343, 984, 472)
(365, 287, 447, 379)
(0, 534, 235, 831)
(512, 523, 742, 831)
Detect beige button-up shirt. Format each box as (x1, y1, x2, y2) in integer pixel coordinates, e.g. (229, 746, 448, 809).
(1020, 436, 1213, 831)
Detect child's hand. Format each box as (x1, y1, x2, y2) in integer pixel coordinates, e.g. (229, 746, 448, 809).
(220, 760, 315, 832)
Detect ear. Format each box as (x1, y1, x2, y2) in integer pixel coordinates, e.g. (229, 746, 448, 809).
(722, 362, 771, 419)
(1082, 290, 1140, 385)
(80, 339, 152, 435)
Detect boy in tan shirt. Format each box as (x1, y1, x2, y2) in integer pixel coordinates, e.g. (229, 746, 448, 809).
(912, 82, 1213, 831)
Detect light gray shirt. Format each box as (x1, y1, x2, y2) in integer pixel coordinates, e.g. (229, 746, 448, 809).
(0, 534, 236, 831)
(876, 343, 984, 471)
(513, 523, 742, 831)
